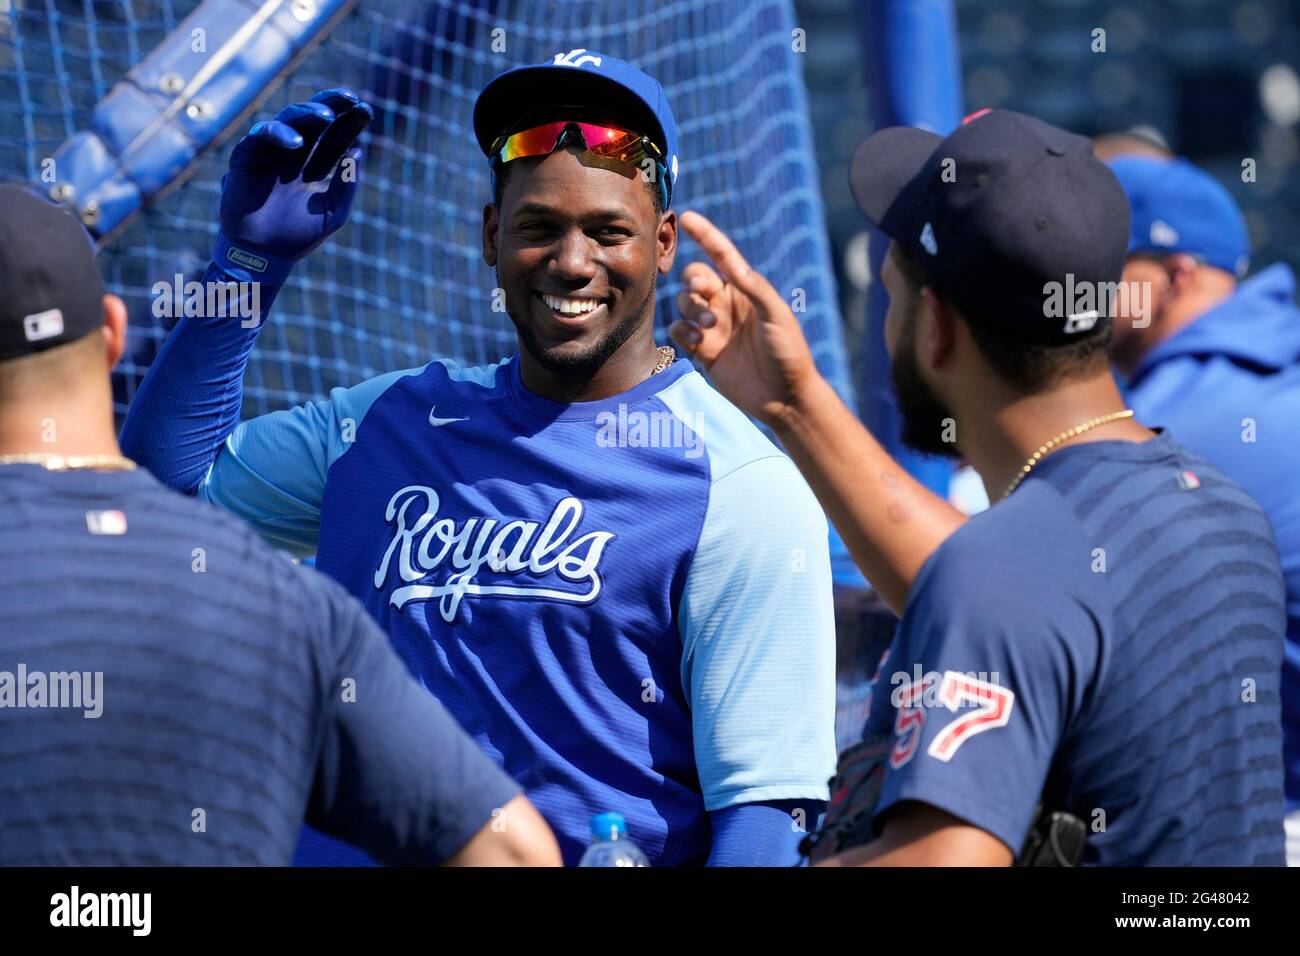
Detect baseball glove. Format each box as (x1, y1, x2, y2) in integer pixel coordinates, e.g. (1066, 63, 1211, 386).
(801, 733, 891, 864)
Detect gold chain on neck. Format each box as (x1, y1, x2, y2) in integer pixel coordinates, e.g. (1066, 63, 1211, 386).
(1001, 410, 1135, 500)
(0, 453, 137, 472)
(651, 345, 676, 375)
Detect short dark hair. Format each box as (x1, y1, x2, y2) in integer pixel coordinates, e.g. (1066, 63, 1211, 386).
(491, 151, 664, 217)
(1091, 130, 1174, 163)
(0, 329, 103, 403)
(890, 242, 1111, 394)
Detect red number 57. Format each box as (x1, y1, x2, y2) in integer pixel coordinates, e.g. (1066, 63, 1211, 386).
(927, 672, 1015, 762)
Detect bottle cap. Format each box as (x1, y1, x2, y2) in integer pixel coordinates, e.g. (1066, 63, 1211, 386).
(590, 811, 625, 841)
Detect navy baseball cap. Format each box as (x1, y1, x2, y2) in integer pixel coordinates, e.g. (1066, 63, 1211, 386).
(1106, 156, 1249, 278)
(472, 49, 680, 206)
(849, 109, 1131, 345)
(0, 184, 105, 361)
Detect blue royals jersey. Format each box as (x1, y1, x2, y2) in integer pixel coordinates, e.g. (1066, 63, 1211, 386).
(197, 355, 837, 865)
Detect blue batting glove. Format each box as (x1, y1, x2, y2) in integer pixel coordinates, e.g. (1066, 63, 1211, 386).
(214, 88, 374, 285)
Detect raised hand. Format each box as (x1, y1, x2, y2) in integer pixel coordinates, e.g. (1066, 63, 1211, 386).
(669, 211, 823, 427)
(216, 88, 374, 282)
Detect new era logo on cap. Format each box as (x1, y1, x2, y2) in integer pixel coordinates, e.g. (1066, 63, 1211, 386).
(1149, 219, 1180, 247)
(23, 308, 65, 343)
(919, 222, 938, 256)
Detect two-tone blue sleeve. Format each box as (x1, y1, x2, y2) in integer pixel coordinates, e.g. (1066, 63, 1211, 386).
(198, 367, 425, 556)
(678, 454, 838, 810)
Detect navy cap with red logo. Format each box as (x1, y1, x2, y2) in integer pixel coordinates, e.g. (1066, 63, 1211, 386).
(849, 109, 1131, 345)
(0, 184, 105, 361)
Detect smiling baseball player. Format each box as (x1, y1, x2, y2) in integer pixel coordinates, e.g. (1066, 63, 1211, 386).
(120, 55, 835, 866)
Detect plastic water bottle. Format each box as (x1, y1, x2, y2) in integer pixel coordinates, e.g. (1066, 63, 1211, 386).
(577, 812, 650, 867)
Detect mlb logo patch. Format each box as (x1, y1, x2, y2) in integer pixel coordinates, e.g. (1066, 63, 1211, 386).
(85, 510, 128, 535)
(1176, 470, 1201, 490)
(23, 308, 64, 343)
(1063, 310, 1100, 335)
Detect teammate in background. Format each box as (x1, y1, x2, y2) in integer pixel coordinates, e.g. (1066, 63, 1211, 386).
(120, 57, 836, 867)
(1092, 126, 1173, 163)
(670, 110, 1287, 865)
(0, 186, 559, 866)
(1102, 155, 1300, 865)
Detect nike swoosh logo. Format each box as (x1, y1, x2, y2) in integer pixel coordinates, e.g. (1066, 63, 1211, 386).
(428, 405, 469, 427)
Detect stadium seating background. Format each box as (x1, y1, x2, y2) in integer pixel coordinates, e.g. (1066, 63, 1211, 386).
(795, 0, 1300, 391)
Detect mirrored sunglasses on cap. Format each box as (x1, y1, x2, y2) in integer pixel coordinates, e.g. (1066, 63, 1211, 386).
(492, 120, 663, 164)
(490, 119, 670, 204)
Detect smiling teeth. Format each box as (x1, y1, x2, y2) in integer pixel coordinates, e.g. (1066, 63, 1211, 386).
(543, 293, 600, 315)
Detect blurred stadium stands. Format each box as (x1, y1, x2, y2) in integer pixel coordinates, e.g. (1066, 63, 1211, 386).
(795, 0, 1300, 393)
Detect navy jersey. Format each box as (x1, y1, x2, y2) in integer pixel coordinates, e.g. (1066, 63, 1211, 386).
(860, 433, 1286, 865)
(195, 355, 837, 865)
(1120, 264, 1300, 808)
(0, 465, 519, 865)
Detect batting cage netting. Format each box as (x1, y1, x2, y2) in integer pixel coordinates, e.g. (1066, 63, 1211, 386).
(1, 0, 855, 423)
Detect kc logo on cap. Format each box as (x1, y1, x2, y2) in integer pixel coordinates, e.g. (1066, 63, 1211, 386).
(552, 49, 602, 69)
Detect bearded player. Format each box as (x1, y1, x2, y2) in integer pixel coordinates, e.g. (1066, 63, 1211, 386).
(670, 111, 1286, 865)
(120, 54, 835, 866)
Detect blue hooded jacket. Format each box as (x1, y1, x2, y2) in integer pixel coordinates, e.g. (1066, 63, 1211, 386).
(1123, 263, 1300, 809)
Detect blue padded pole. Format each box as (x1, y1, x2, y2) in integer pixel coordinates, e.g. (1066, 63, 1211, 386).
(855, 0, 962, 497)
(42, 0, 356, 244)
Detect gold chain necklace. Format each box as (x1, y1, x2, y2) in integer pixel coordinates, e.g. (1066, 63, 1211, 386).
(1001, 409, 1135, 500)
(0, 453, 137, 472)
(651, 345, 676, 375)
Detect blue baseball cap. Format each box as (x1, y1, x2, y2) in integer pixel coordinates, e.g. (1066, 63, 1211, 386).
(849, 109, 1131, 345)
(1106, 156, 1249, 278)
(472, 49, 680, 206)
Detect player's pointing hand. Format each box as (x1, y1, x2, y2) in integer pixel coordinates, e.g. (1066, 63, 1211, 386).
(217, 88, 374, 284)
(669, 211, 823, 427)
